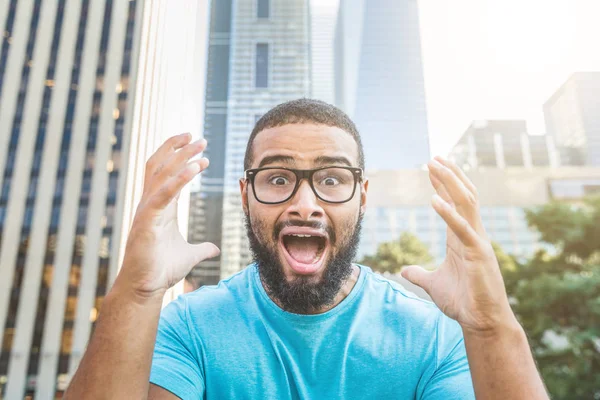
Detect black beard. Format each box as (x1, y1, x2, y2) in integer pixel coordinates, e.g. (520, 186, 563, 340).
(245, 214, 362, 315)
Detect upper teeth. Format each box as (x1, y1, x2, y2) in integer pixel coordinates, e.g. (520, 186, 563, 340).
(290, 234, 313, 237)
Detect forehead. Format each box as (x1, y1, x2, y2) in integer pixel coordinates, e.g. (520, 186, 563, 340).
(251, 124, 359, 167)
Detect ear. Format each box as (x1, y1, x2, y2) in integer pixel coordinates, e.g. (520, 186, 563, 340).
(360, 178, 368, 215)
(240, 178, 249, 215)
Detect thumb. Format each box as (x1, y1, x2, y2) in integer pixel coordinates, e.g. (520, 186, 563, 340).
(400, 265, 433, 295)
(191, 242, 221, 265)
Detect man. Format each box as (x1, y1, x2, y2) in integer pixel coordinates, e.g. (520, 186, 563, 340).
(66, 99, 548, 399)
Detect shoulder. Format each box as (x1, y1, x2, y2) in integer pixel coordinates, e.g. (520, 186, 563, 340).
(160, 266, 254, 324)
(361, 265, 440, 317)
(360, 265, 463, 345)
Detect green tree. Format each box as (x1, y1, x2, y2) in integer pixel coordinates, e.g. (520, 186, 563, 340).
(359, 232, 433, 274)
(500, 196, 600, 400)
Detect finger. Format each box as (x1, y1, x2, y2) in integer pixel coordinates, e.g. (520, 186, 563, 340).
(189, 242, 220, 267)
(429, 171, 462, 249)
(434, 156, 478, 196)
(428, 159, 486, 236)
(400, 265, 434, 296)
(430, 159, 489, 239)
(149, 161, 203, 210)
(428, 159, 475, 209)
(173, 158, 210, 201)
(428, 171, 453, 205)
(431, 194, 480, 248)
(144, 133, 192, 184)
(153, 138, 207, 183)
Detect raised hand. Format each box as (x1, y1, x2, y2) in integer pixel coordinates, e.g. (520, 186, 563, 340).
(117, 133, 220, 298)
(401, 156, 517, 334)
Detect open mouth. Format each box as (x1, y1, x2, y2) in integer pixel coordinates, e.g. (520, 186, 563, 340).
(279, 229, 329, 275)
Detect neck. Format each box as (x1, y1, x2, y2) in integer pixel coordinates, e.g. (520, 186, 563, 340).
(320, 264, 360, 313)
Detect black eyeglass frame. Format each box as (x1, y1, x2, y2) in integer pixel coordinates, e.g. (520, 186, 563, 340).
(244, 166, 364, 205)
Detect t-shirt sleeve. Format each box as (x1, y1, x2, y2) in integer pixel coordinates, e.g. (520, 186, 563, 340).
(150, 295, 205, 400)
(420, 314, 475, 400)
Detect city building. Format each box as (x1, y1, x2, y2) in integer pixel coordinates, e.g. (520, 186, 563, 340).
(543, 72, 600, 167)
(193, 0, 312, 282)
(186, 190, 217, 289)
(0, 1, 209, 397)
(186, 0, 235, 289)
(309, 0, 338, 104)
(449, 120, 559, 170)
(334, 0, 430, 169)
(360, 168, 600, 263)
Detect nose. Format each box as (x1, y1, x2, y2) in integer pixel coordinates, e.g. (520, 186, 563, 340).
(286, 179, 325, 220)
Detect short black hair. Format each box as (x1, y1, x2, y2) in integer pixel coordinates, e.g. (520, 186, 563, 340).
(243, 98, 365, 170)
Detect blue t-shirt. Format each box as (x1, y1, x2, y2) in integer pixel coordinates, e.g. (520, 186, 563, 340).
(150, 264, 475, 399)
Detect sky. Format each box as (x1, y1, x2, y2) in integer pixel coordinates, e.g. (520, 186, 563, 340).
(311, 0, 600, 156)
(417, 0, 600, 155)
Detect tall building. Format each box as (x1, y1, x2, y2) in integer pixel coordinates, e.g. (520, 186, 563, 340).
(543, 72, 600, 166)
(0, 1, 210, 397)
(360, 167, 600, 263)
(449, 120, 559, 170)
(334, 0, 430, 169)
(187, 0, 235, 289)
(309, 0, 338, 104)
(193, 0, 312, 282)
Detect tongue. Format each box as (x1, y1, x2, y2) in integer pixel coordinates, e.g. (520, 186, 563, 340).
(285, 236, 321, 264)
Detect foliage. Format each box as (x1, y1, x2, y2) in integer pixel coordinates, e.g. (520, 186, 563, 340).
(359, 232, 433, 274)
(500, 196, 600, 399)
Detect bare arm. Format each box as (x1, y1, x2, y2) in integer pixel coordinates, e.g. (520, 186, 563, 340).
(65, 133, 218, 399)
(463, 321, 547, 399)
(65, 281, 165, 399)
(149, 383, 180, 399)
(402, 156, 548, 400)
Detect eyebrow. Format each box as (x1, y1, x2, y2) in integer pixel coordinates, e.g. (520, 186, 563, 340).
(258, 155, 297, 168)
(313, 155, 353, 167)
(257, 154, 355, 169)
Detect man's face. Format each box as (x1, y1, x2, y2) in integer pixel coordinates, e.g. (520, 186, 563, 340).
(240, 124, 368, 313)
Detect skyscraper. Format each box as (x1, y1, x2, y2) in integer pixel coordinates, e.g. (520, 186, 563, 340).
(0, 1, 209, 397)
(334, 0, 430, 169)
(543, 72, 600, 166)
(193, 0, 312, 282)
(187, 0, 235, 289)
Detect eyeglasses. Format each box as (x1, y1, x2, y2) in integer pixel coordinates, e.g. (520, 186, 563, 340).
(244, 166, 364, 205)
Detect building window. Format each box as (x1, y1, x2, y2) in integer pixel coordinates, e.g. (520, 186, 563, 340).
(257, 0, 269, 18)
(255, 43, 269, 88)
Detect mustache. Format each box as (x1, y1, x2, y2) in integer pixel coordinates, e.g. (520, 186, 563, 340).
(272, 220, 337, 244)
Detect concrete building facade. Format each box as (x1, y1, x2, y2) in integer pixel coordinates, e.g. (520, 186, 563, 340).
(449, 120, 559, 170)
(309, 0, 338, 104)
(360, 168, 600, 263)
(0, 1, 209, 397)
(543, 72, 600, 167)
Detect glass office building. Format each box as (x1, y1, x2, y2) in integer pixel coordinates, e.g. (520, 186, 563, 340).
(191, 0, 312, 282)
(335, 0, 430, 169)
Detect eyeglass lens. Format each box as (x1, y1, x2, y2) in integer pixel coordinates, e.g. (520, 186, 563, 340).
(252, 167, 356, 203)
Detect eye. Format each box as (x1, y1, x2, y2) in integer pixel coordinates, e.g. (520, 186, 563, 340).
(269, 176, 290, 186)
(321, 176, 339, 186)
